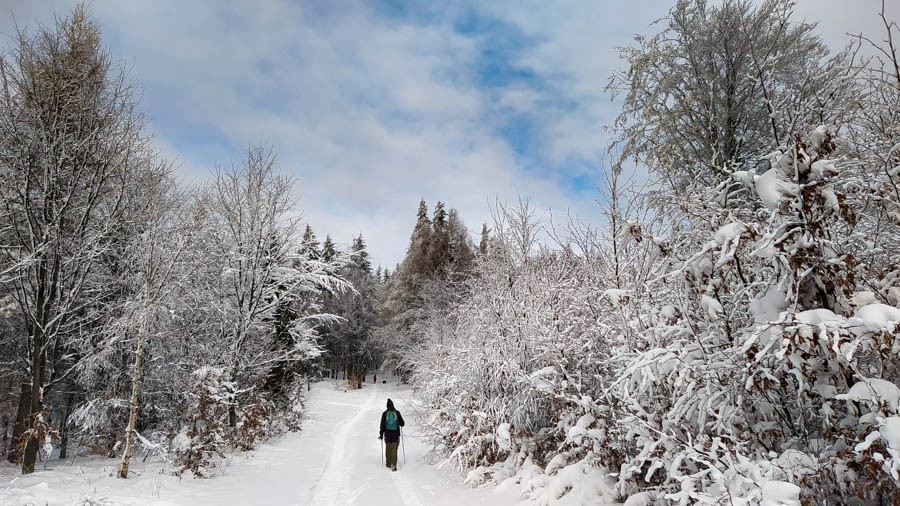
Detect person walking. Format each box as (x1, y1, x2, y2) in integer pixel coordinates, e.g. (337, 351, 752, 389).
(378, 398, 405, 471)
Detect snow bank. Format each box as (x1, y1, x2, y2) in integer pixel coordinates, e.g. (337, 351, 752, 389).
(522, 460, 617, 506)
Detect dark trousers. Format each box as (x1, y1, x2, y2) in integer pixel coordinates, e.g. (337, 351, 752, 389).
(385, 442, 399, 467)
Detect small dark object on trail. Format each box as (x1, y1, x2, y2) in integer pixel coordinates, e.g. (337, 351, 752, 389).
(382, 380, 386, 384)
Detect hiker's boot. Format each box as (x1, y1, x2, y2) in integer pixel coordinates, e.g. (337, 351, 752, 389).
(391, 465, 397, 472)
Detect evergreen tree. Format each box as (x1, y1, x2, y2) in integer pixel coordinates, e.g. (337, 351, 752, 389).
(321, 235, 337, 262)
(351, 235, 372, 273)
(447, 209, 475, 275)
(405, 199, 433, 276)
(426, 202, 450, 274)
(321, 235, 377, 383)
(300, 224, 321, 260)
(376, 199, 477, 371)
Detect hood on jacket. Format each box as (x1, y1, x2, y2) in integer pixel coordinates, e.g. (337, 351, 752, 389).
(386, 398, 394, 410)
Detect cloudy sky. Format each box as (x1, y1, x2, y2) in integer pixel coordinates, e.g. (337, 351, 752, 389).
(0, 0, 894, 269)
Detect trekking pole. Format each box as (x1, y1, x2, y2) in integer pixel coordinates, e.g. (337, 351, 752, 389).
(400, 426, 407, 466)
(380, 437, 384, 466)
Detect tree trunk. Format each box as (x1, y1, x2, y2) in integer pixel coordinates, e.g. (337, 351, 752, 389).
(119, 309, 148, 479)
(7, 383, 31, 463)
(22, 326, 44, 474)
(58, 392, 72, 460)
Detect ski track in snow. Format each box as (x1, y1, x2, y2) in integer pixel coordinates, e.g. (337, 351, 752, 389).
(308, 385, 385, 505)
(307, 380, 428, 506)
(391, 466, 426, 506)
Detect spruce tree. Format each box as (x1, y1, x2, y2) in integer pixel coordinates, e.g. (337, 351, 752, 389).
(447, 209, 475, 274)
(300, 224, 321, 260)
(351, 235, 372, 273)
(426, 202, 450, 274)
(321, 235, 337, 262)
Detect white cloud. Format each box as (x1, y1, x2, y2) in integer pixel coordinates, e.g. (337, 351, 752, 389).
(0, 0, 890, 268)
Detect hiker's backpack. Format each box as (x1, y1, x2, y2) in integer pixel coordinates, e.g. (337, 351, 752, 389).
(385, 410, 399, 431)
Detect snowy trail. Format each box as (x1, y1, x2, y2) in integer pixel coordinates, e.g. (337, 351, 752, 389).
(304, 379, 491, 506)
(0, 377, 522, 505)
(307, 384, 380, 505)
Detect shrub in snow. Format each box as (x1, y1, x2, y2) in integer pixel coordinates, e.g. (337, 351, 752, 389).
(174, 367, 233, 477)
(73, 494, 116, 506)
(410, 199, 642, 503)
(69, 397, 130, 458)
(410, 124, 900, 504)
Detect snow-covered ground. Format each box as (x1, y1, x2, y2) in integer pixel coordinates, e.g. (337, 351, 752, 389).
(0, 378, 524, 505)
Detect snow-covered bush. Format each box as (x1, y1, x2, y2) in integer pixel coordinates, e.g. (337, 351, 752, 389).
(69, 397, 130, 458)
(173, 367, 234, 477)
(410, 199, 643, 502)
(611, 128, 900, 503)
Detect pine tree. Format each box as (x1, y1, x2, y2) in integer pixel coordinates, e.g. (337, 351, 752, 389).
(447, 209, 475, 275)
(321, 234, 377, 383)
(426, 202, 450, 274)
(406, 199, 433, 276)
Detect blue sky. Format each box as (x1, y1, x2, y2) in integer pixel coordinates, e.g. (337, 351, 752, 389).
(0, 0, 892, 268)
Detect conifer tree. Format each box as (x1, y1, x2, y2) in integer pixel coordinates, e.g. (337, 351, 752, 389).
(300, 224, 321, 260)
(479, 223, 490, 256)
(321, 234, 377, 382)
(351, 235, 372, 273)
(321, 235, 337, 262)
(447, 209, 475, 274)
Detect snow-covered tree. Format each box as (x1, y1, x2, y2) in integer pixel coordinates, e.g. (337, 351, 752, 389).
(376, 199, 475, 371)
(607, 0, 855, 226)
(199, 144, 349, 427)
(319, 235, 377, 383)
(0, 6, 164, 474)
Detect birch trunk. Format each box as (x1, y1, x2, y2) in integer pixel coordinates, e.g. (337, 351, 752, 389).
(118, 305, 148, 478)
